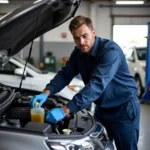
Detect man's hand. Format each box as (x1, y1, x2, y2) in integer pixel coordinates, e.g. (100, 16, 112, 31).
(62, 105, 71, 114)
(30, 93, 48, 108)
(46, 107, 67, 123)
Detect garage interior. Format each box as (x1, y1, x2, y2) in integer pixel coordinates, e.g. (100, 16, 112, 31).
(0, 0, 150, 149)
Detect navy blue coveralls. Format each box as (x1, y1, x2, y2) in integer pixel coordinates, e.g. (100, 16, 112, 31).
(45, 36, 140, 150)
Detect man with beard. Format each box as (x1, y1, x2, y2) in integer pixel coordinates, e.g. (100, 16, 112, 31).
(30, 15, 140, 150)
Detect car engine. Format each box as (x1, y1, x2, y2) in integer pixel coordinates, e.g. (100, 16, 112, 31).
(0, 84, 95, 136)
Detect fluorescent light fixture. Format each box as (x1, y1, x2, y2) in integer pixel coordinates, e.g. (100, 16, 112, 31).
(0, 0, 9, 3)
(116, 1, 144, 5)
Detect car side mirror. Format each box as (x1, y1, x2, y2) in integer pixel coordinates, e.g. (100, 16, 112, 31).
(14, 68, 27, 79)
(127, 56, 135, 62)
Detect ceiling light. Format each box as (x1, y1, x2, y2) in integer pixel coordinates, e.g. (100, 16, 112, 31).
(116, 1, 144, 5)
(0, 0, 9, 3)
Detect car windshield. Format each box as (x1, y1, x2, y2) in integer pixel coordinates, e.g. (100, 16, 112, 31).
(136, 48, 146, 60)
(13, 56, 47, 74)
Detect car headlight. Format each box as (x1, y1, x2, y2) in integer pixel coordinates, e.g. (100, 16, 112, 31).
(47, 141, 94, 150)
(46, 136, 104, 150)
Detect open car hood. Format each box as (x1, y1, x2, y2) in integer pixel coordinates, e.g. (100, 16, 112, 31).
(0, 0, 80, 64)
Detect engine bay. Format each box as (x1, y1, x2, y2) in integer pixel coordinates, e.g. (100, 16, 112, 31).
(0, 84, 95, 136)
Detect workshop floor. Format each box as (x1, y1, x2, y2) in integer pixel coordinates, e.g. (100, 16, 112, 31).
(138, 103, 150, 150)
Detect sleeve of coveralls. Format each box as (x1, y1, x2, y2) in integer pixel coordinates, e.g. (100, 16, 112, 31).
(66, 48, 121, 113)
(44, 49, 79, 95)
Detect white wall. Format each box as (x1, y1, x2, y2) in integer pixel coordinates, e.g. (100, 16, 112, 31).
(41, 2, 150, 41)
(1, 1, 150, 41)
(96, 3, 150, 38)
(0, 1, 150, 68)
(43, 1, 90, 42)
(96, 6, 112, 39)
(96, 3, 150, 39)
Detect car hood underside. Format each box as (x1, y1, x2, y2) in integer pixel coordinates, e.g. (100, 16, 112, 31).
(0, 0, 80, 66)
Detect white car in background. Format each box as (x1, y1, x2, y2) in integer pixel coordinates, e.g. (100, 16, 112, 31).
(0, 56, 84, 100)
(124, 46, 146, 97)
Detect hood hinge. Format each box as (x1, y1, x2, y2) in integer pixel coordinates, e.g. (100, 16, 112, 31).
(0, 50, 9, 69)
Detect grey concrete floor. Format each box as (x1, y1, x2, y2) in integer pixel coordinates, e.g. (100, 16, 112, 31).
(138, 103, 150, 150)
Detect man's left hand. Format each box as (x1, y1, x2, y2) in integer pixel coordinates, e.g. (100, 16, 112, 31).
(46, 107, 66, 123)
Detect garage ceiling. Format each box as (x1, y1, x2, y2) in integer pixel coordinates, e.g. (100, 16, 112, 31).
(6, 0, 150, 2)
(0, 0, 149, 5)
(88, 0, 150, 4)
(1, 0, 150, 8)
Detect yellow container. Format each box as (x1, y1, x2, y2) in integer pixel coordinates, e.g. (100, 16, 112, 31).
(31, 107, 45, 123)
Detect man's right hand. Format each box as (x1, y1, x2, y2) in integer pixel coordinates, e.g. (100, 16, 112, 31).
(30, 93, 48, 108)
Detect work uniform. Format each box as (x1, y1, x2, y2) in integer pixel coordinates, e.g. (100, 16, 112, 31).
(45, 36, 140, 150)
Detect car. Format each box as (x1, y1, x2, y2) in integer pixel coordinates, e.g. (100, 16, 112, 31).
(0, 0, 114, 150)
(124, 46, 146, 97)
(0, 56, 84, 100)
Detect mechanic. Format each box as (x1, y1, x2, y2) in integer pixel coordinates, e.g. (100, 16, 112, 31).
(30, 15, 140, 150)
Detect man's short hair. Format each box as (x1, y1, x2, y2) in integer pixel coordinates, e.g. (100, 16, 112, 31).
(69, 15, 93, 32)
